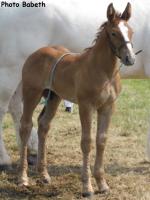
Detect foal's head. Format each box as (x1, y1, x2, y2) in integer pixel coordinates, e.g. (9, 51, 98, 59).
(105, 3, 135, 66)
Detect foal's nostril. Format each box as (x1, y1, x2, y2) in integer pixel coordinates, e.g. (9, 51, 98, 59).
(124, 55, 135, 66)
(125, 55, 129, 63)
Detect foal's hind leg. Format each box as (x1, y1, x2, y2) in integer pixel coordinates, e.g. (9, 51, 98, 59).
(37, 92, 61, 183)
(93, 104, 114, 194)
(19, 88, 42, 186)
(8, 82, 38, 165)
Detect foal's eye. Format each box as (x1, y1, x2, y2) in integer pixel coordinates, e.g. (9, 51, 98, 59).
(111, 32, 116, 37)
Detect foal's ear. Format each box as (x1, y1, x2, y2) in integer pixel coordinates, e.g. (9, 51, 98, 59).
(121, 2, 132, 21)
(107, 3, 116, 22)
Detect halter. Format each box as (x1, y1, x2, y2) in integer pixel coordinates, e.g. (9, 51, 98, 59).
(107, 33, 142, 60)
(108, 36, 133, 59)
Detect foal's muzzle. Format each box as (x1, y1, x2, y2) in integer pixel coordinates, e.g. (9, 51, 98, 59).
(123, 54, 135, 66)
(120, 41, 135, 66)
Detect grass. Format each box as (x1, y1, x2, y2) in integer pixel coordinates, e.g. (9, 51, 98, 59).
(0, 80, 150, 200)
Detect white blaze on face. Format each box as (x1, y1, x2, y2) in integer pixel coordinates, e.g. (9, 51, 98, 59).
(118, 21, 135, 57)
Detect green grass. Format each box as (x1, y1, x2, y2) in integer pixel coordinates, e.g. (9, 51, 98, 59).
(116, 80, 150, 138)
(0, 80, 150, 200)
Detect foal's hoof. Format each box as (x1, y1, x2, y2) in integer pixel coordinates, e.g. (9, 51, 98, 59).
(99, 184, 110, 194)
(42, 174, 51, 184)
(36, 177, 51, 185)
(0, 164, 12, 171)
(18, 176, 29, 187)
(27, 154, 37, 165)
(19, 181, 29, 187)
(96, 179, 110, 195)
(42, 176, 51, 184)
(82, 191, 94, 198)
(37, 173, 51, 185)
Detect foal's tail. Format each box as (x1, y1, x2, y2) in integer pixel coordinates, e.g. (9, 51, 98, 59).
(42, 89, 55, 100)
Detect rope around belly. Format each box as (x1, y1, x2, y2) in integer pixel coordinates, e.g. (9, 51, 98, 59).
(41, 52, 77, 106)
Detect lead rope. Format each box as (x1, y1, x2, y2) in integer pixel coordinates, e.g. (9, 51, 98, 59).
(41, 52, 76, 106)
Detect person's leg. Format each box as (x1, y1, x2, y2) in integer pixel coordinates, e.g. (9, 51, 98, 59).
(64, 100, 73, 112)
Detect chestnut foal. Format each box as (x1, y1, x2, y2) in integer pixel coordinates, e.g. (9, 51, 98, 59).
(19, 3, 135, 197)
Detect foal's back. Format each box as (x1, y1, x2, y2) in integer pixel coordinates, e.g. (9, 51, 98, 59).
(22, 46, 69, 85)
(22, 46, 82, 102)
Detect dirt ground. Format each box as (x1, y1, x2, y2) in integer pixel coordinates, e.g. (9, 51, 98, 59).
(0, 80, 150, 200)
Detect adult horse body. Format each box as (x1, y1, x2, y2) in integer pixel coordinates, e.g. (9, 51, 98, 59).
(19, 3, 134, 196)
(0, 0, 150, 168)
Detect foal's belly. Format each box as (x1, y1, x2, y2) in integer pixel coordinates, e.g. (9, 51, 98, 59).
(56, 91, 78, 103)
(51, 84, 78, 104)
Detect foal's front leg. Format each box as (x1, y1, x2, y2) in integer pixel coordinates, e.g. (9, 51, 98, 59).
(94, 104, 114, 193)
(79, 103, 94, 197)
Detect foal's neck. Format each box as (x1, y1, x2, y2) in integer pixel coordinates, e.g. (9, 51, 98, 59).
(88, 29, 118, 79)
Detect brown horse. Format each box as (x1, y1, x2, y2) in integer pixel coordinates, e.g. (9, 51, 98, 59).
(19, 3, 135, 197)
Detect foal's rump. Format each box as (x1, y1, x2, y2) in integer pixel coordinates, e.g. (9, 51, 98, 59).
(22, 46, 68, 86)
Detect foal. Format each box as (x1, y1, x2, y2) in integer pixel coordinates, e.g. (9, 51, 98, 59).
(19, 3, 135, 197)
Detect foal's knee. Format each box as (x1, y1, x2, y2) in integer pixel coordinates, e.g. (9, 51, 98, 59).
(96, 134, 107, 150)
(81, 137, 92, 154)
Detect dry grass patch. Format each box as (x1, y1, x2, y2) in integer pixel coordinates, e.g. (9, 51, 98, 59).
(0, 80, 150, 199)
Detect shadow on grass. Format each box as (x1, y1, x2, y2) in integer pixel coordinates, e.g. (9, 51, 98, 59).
(0, 164, 81, 199)
(106, 161, 150, 176)
(48, 164, 81, 176)
(0, 163, 81, 175)
(1, 160, 149, 177)
(0, 161, 149, 199)
(0, 185, 60, 200)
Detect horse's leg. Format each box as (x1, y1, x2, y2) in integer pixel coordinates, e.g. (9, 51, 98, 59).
(19, 88, 42, 186)
(64, 100, 73, 112)
(78, 103, 94, 197)
(37, 92, 61, 183)
(0, 107, 11, 170)
(8, 82, 38, 165)
(93, 104, 114, 193)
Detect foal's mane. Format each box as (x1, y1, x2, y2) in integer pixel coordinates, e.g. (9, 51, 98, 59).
(85, 12, 121, 52)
